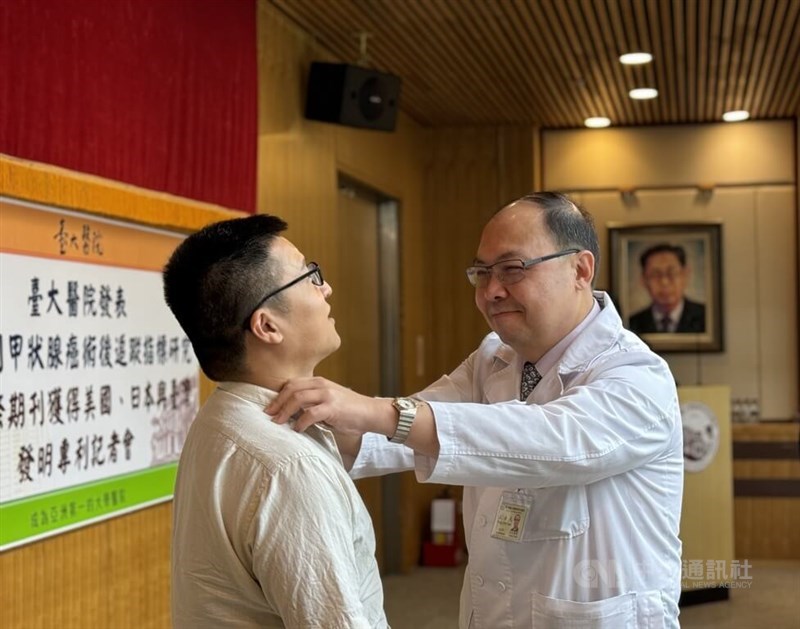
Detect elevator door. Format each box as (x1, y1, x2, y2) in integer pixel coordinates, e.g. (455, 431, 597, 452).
(336, 180, 385, 570)
(336, 186, 381, 396)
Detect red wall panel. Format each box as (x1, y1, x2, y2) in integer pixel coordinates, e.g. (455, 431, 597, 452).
(0, 0, 257, 212)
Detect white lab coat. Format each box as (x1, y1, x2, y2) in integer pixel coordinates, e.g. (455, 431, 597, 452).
(352, 292, 683, 628)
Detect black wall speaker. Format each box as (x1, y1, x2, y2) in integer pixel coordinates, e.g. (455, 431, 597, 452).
(304, 62, 401, 132)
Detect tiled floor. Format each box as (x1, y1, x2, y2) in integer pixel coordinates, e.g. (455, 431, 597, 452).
(383, 560, 800, 628)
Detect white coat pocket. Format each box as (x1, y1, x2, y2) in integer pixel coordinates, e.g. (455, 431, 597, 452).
(530, 590, 666, 629)
(531, 591, 636, 628)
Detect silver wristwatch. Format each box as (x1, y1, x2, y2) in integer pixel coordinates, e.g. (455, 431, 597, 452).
(388, 397, 419, 444)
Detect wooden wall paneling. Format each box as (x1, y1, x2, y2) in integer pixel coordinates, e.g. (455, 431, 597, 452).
(732, 422, 800, 559)
(543, 121, 795, 191)
(426, 128, 497, 377)
(2, 503, 173, 629)
(425, 132, 473, 378)
(498, 127, 535, 207)
(755, 187, 798, 419)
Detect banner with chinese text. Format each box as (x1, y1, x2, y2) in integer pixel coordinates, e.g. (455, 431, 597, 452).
(0, 196, 199, 551)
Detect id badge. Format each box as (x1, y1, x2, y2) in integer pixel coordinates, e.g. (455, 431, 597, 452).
(490, 491, 532, 542)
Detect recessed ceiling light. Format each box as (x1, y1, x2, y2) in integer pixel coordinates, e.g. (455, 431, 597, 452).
(722, 110, 750, 122)
(584, 117, 611, 128)
(629, 88, 659, 100)
(619, 52, 653, 65)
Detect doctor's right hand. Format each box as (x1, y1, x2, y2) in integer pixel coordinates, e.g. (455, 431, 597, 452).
(267, 377, 398, 438)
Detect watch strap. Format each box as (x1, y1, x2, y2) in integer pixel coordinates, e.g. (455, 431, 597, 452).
(388, 398, 418, 444)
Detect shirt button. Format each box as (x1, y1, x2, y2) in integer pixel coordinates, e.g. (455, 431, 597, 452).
(478, 515, 487, 527)
(497, 581, 507, 592)
(475, 575, 484, 587)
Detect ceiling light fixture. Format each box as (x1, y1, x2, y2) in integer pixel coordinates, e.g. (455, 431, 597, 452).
(619, 52, 653, 65)
(584, 117, 611, 128)
(722, 110, 750, 122)
(629, 88, 659, 100)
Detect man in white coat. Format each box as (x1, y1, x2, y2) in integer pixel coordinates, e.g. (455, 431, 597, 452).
(269, 192, 683, 628)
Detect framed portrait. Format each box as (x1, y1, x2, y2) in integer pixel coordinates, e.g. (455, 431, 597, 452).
(608, 222, 723, 353)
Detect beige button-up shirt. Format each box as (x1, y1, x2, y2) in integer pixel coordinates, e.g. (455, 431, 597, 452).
(172, 381, 387, 628)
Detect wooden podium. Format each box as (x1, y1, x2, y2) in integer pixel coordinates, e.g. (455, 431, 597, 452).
(678, 385, 735, 605)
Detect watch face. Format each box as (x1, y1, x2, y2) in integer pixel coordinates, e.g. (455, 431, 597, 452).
(395, 398, 416, 411)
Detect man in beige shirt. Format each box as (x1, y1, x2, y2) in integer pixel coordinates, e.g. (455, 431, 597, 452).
(163, 214, 387, 628)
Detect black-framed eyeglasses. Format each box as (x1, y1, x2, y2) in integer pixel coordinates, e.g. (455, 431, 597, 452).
(243, 262, 323, 328)
(465, 249, 580, 287)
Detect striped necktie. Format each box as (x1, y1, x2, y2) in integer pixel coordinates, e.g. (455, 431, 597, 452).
(520, 362, 542, 400)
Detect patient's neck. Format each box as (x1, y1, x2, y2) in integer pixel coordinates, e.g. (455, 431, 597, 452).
(240, 359, 316, 391)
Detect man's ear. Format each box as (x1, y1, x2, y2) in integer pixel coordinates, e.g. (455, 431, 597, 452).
(575, 250, 595, 288)
(247, 309, 284, 345)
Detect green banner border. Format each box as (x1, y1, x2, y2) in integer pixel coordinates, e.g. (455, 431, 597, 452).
(0, 463, 177, 550)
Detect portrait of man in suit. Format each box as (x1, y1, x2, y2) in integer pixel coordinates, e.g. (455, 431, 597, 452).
(628, 242, 707, 334)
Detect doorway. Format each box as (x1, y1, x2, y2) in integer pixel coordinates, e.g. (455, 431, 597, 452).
(336, 174, 402, 573)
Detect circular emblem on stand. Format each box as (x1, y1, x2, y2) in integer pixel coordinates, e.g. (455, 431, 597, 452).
(680, 401, 719, 472)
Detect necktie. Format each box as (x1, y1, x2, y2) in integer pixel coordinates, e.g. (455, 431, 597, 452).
(520, 362, 542, 400)
(658, 316, 671, 332)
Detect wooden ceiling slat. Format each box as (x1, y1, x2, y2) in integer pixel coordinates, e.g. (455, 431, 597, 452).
(705, 0, 724, 120)
(268, 0, 800, 129)
(695, 0, 711, 119)
(499, 1, 578, 127)
(684, 0, 698, 119)
(423, 0, 525, 124)
(454, 0, 533, 124)
(765, 0, 800, 117)
(597, 0, 637, 124)
(671, 0, 688, 121)
(464, 0, 548, 124)
(390, 1, 495, 125)
(556, 2, 616, 123)
(360, 0, 472, 125)
(749, 0, 792, 116)
(581, 0, 630, 124)
(732, 0, 763, 113)
(618, 0, 649, 125)
(743, 0, 780, 117)
(722, 0, 752, 112)
(513, 0, 587, 126)
(639, 0, 664, 124)
(575, 1, 630, 124)
(714, 0, 738, 118)
(536, 0, 599, 123)
(659, 0, 679, 122)
(381, 0, 495, 125)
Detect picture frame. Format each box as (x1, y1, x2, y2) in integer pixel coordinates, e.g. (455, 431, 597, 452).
(608, 222, 723, 353)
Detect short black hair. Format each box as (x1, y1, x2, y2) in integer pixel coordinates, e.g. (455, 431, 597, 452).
(163, 214, 288, 381)
(639, 243, 687, 270)
(518, 192, 601, 286)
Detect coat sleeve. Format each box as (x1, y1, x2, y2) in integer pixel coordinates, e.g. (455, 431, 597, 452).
(349, 347, 481, 480)
(417, 349, 682, 488)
